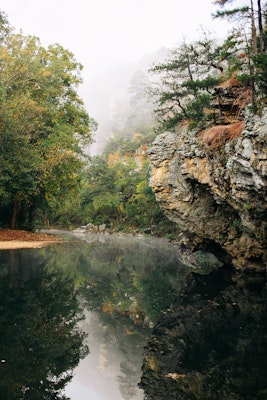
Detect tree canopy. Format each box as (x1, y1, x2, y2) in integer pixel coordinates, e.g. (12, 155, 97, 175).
(0, 12, 95, 229)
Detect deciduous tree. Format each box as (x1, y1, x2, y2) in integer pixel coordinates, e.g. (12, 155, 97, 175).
(0, 17, 95, 228)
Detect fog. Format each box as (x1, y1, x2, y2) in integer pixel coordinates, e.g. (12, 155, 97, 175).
(1, 0, 237, 153)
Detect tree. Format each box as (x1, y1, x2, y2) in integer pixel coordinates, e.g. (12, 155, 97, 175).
(213, 0, 265, 53)
(149, 36, 224, 129)
(80, 156, 120, 224)
(213, 0, 267, 103)
(124, 160, 166, 228)
(150, 2, 267, 130)
(0, 20, 95, 229)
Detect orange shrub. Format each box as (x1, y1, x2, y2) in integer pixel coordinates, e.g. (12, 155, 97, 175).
(198, 121, 244, 151)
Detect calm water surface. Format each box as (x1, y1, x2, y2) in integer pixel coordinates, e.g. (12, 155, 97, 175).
(0, 232, 188, 400)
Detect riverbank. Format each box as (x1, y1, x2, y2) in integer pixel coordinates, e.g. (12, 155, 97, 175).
(0, 229, 62, 249)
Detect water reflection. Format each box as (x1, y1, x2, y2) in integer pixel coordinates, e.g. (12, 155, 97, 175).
(0, 233, 187, 400)
(139, 266, 267, 400)
(66, 311, 145, 400)
(0, 249, 88, 400)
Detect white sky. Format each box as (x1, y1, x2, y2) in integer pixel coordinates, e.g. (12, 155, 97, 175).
(1, 0, 232, 77)
(1, 0, 237, 131)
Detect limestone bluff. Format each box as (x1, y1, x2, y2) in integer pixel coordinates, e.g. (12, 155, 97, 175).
(147, 108, 267, 271)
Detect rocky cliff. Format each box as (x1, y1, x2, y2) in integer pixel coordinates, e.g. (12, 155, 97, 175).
(148, 108, 267, 271)
(141, 113, 267, 398)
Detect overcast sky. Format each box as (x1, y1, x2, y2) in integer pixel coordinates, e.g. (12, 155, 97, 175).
(1, 0, 237, 138)
(1, 1, 233, 79)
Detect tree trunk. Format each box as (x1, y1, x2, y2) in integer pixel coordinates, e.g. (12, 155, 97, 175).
(251, 0, 258, 56)
(257, 0, 265, 53)
(250, 0, 257, 105)
(28, 202, 36, 230)
(10, 195, 19, 229)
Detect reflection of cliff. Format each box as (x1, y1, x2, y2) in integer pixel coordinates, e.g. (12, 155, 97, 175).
(140, 266, 267, 399)
(148, 109, 267, 270)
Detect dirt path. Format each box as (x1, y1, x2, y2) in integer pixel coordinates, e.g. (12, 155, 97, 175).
(0, 229, 62, 250)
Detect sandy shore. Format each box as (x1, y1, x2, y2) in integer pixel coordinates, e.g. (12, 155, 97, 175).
(0, 241, 60, 249)
(0, 229, 62, 250)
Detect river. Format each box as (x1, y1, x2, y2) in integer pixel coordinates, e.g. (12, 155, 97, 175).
(1, 232, 266, 400)
(0, 232, 189, 400)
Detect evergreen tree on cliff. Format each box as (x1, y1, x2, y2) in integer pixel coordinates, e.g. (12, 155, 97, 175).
(149, 1, 267, 131)
(213, 0, 267, 102)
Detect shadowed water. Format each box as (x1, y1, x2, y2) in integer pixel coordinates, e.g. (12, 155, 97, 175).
(1, 232, 266, 400)
(0, 233, 187, 400)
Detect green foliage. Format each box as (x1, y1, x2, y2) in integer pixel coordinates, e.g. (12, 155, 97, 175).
(0, 10, 11, 41)
(149, 36, 226, 129)
(104, 125, 157, 156)
(81, 156, 165, 229)
(213, 6, 250, 20)
(49, 74, 170, 232)
(51, 152, 171, 232)
(0, 18, 95, 229)
(149, 4, 267, 129)
(253, 52, 267, 97)
(185, 93, 212, 128)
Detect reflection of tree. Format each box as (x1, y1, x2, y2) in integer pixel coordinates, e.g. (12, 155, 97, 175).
(88, 311, 147, 400)
(117, 361, 141, 400)
(137, 267, 185, 323)
(75, 236, 189, 400)
(0, 237, 189, 400)
(0, 250, 88, 400)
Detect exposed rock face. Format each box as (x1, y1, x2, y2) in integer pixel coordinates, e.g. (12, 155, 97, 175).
(148, 109, 267, 270)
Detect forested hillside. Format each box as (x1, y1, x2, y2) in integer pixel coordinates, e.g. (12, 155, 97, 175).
(50, 89, 176, 235)
(1, 0, 267, 234)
